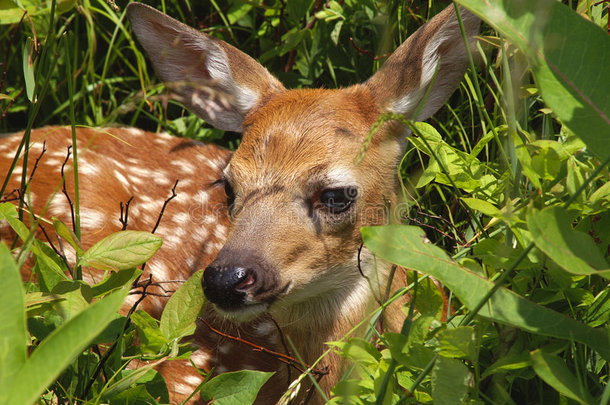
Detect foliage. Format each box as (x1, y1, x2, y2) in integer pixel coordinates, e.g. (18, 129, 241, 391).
(1, 0, 609, 404)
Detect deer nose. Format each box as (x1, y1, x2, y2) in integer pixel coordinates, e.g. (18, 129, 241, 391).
(203, 265, 257, 309)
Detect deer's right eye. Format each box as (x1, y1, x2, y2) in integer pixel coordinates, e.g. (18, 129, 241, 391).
(224, 180, 236, 212)
(319, 187, 358, 214)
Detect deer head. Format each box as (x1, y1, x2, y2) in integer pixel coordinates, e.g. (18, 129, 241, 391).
(126, 3, 479, 328)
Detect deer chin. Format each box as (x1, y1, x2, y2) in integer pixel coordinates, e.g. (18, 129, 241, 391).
(213, 302, 270, 322)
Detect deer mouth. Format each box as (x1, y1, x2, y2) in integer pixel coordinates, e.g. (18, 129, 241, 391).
(204, 271, 292, 322)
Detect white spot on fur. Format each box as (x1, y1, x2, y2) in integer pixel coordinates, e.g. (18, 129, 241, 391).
(191, 351, 210, 366)
(184, 374, 203, 386)
(79, 162, 100, 177)
(80, 208, 108, 229)
(170, 159, 196, 174)
(193, 226, 209, 243)
(129, 166, 150, 178)
(43, 158, 65, 167)
(150, 262, 169, 281)
(48, 197, 71, 216)
(153, 174, 172, 187)
(173, 383, 194, 395)
(213, 224, 227, 239)
(113, 169, 129, 187)
(172, 212, 190, 223)
(125, 127, 145, 136)
(215, 365, 228, 374)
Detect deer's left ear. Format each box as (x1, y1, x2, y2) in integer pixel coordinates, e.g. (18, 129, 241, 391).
(365, 6, 480, 121)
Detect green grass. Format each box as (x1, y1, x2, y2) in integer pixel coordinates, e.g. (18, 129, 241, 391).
(1, 0, 609, 404)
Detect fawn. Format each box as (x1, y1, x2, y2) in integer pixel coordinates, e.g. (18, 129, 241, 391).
(1, 2, 479, 403)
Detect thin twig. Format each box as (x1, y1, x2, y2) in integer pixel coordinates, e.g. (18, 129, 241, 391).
(82, 275, 154, 398)
(27, 140, 47, 184)
(119, 196, 134, 230)
(60, 146, 76, 232)
(198, 317, 328, 377)
(151, 179, 179, 234)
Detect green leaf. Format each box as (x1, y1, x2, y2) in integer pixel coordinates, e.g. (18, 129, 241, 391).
(22, 37, 35, 102)
(481, 353, 530, 379)
(131, 310, 168, 354)
(52, 217, 83, 255)
(528, 206, 610, 278)
(0, 243, 27, 404)
(530, 350, 596, 405)
(200, 370, 274, 405)
(511, 131, 541, 189)
(90, 267, 140, 297)
(462, 197, 502, 218)
(362, 225, 610, 361)
(7, 288, 127, 404)
(329, 337, 381, 366)
(160, 270, 205, 341)
(79, 230, 162, 271)
(431, 356, 470, 405)
(456, 0, 610, 159)
(436, 326, 475, 360)
(0, 203, 68, 289)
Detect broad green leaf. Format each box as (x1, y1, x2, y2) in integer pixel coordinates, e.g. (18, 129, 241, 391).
(530, 350, 596, 405)
(90, 267, 140, 297)
(586, 289, 610, 328)
(329, 337, 381, 366)
(200, 370, 274, 405)
(436, 326, 475, 360)
(160, 270, 205, 341)
(362, 225, 610, 361)
(52, 217, 83, 255)
(456, 0, 610, 159)
(79, 230, 162, 271)
(528, 206, 610, 278)
(131, 310, 168, 354)
(7, 288, 127, 405)
(0, 2, 35, 25)
(462, 197, 502, 218)
(50, 281, 92, 320)
(0, 203, 68, 289)
(481, 353, 530, 379)
(431, 356, 470, 405)
(0, 243, 27, 404)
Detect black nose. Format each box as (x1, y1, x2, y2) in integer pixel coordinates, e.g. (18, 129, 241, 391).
(203, 265, 256, 310)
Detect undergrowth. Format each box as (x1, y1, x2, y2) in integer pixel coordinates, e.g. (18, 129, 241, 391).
(1, 0, 609, 404)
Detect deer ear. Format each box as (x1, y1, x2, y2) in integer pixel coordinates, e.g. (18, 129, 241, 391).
(126, 3, 285, 132)
(366, 6, 480, 121)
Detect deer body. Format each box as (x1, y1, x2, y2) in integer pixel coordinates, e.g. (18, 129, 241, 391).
(1, 3, 479, 403)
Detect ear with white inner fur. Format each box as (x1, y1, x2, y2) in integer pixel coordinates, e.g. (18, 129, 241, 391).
(126, 2, 286, 132)
(365, 6, 480, 121)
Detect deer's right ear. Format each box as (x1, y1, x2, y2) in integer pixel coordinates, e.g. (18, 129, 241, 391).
(126, 3, 285, 132)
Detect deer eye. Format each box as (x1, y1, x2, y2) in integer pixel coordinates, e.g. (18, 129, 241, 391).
(319, 187, 358, 214)
(224, 180, 236, 212)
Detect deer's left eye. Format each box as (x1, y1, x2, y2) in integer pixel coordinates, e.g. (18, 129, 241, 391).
(319, 187, 358, 213)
